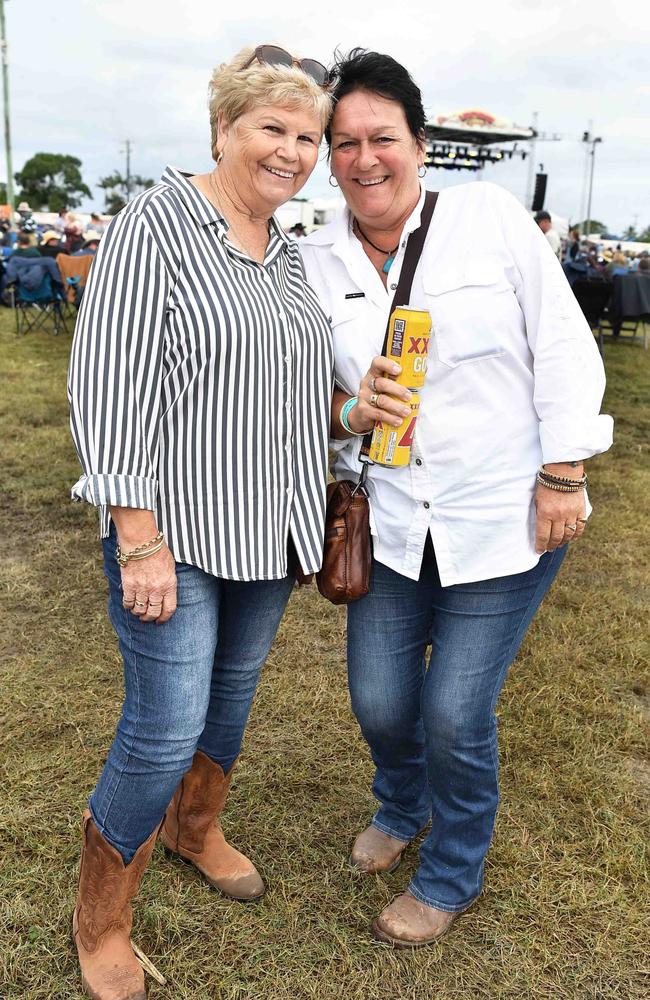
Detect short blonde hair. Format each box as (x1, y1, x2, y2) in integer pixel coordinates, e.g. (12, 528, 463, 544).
(208, 46, 332, 160)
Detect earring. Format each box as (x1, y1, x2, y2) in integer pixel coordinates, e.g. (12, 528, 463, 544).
(328, 175, 339, 188)
(418, 165, 426, 178)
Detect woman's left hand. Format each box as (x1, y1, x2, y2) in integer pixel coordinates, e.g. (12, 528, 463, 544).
(534, 485, 587, 553)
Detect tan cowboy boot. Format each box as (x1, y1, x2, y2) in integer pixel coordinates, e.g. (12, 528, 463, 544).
(72, 810, 159, 1000)
(349, 824, 409, 874)
(160, 751, 264, 902)
(371, 890, 457, 947)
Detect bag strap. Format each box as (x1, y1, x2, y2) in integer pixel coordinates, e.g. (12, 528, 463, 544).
(358, 190, 439, 470)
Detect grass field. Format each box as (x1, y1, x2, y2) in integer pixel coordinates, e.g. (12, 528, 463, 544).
(0, 313, 648, 999)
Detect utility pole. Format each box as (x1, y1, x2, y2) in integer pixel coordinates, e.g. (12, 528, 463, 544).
(124, 139, 132, 202)
(0, 0, 14, 211)
(525, 112, 538, 209)
(584, 130, 602, 238)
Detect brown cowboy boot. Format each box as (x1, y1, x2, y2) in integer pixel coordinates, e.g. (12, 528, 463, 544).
(72, 810, 159, 1000)
(371, 891, 457, 947)
(349, 824, 409, 874)
(159, 751, 264, 902)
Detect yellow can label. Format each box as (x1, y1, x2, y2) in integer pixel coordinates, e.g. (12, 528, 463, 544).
(369, 392, 420, 468)
(368, 306, 431, 468)
(387, 307, 432, 390)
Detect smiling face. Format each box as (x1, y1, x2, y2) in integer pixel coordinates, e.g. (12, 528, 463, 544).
(218, 103, 322, 215)
(329, 90, 425, 233)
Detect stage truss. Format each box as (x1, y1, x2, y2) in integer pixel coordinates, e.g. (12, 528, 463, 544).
(424, 111, 535, 171)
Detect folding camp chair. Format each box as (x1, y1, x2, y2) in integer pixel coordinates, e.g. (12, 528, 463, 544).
(8, 271, 69, 336)
(571, 278, 612, 354)
(56, 252, 94, 312)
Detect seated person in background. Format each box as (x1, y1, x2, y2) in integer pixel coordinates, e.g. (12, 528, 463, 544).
(11, 232, 41, 258)
(606, 251, 629, 278)
(564, 225, 580, 261)
(39, 230, 68, 259)
(71, 232, 102, 257)
(85, 213, 107, 236)
(6, 234, 63, 294)
(63, 213, 84, 253)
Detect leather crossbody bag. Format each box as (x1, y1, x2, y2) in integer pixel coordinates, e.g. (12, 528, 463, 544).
(316, 191, 438, 605)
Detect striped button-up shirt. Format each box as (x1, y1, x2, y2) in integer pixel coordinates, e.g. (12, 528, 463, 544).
(68, 166, 333, 580)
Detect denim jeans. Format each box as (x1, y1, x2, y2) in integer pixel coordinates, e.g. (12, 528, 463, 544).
(347, 543, 565, 912)
(90, 527, 294, 863)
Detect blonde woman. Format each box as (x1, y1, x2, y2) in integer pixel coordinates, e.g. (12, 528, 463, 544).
(68, 46, 332, 1000)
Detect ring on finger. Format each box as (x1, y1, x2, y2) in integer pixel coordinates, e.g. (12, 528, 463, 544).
(577, 517, 588, 524)
(368, 376, 377, 393)
(134, 600, 147, 608)
(566, 524, 577, 532)
(148, 602, 162, 609)
(369, 392, 379, 407)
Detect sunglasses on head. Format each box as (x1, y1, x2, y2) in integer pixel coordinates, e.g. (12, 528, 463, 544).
(242, 45, 330, 88)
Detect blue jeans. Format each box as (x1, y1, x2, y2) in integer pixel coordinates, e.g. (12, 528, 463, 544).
(347, 543, 565, 912)
(90, 528, 294, 863)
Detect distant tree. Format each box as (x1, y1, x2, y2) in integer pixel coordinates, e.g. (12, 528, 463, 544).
(97, 172, 154, 215)
(575, 219, 607, 236)
(14, 153, 92, 211)
(638, 224, 650, 243)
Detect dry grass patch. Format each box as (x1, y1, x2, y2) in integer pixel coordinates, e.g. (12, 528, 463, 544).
(0, 318, 648, 999)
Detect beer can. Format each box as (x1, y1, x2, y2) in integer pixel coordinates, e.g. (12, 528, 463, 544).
(368, 391, 420, 468)
(368, 306, 431, 468)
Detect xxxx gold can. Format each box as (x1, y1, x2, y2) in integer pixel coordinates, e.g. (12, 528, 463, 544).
(368, 306, 431, 468)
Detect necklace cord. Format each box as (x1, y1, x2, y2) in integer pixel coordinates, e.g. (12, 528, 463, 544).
(354, 219, 399, 256)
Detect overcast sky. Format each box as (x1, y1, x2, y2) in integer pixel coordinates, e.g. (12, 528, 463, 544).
(4, 0, 649, 233)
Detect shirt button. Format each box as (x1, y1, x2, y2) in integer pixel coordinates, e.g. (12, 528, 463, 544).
(390, 282, 397, 290)
(415, 458, 422, 466)
(423, 501, 430, 509)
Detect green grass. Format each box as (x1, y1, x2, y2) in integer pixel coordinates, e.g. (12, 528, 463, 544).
(0, 315, 648, 999)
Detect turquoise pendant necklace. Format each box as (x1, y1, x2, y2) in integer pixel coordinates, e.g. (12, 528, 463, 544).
(354, 219, 399, 274)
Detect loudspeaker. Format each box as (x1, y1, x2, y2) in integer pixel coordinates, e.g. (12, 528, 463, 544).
(532, 173, 547, 212)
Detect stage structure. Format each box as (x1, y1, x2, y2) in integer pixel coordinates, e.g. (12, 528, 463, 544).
(424, 110, 535, 172)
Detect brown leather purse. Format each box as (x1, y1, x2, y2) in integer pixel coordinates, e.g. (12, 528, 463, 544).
(316, 473, 371, 605)
(316, 192, 438, 605)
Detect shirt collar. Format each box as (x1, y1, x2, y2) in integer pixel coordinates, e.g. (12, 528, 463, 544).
(161, 165, 290, 263)
(317, 179, 428, 263)
(161, 166, 228, 231)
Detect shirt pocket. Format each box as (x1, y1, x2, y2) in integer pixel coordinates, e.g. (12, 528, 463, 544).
(329, 300, 376, 395)
(423, 257, 510, 368)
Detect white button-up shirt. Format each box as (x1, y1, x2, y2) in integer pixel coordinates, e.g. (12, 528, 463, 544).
(301, 181, 613, 586)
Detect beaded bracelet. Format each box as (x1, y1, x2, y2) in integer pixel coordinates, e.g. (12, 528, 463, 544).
(536, 472, 585, 493)
(538, 466, 587, 488)
(340, 396, 370, 436)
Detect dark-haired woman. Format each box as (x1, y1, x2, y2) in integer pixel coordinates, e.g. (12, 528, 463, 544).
(301, 49, 612, 947)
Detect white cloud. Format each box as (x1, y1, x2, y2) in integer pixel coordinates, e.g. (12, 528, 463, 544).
(3, 0, 649, 231)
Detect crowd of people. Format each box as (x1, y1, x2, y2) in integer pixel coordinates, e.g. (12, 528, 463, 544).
(0, 203, 105, 303)
(534, 210, 650, 286)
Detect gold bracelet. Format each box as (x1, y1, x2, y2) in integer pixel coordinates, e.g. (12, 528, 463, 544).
(116, 532, 164, 567)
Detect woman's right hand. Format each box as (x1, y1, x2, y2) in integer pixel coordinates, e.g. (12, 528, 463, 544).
(120, 543, 178, 624)
(348, 356, 413, 434)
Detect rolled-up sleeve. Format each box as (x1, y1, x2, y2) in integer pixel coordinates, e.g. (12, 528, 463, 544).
(495, 187, 614, 463)
(67, 208, 170, 512)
